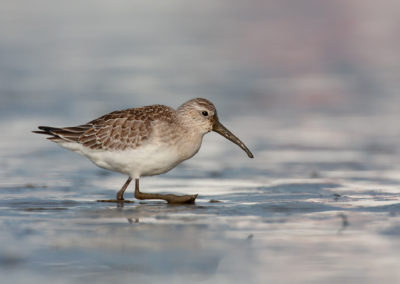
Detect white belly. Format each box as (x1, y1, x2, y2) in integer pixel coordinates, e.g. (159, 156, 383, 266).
(58, 137, 202, 178)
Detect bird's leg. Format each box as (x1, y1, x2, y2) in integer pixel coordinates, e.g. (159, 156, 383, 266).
(97, 177, 134, 203)
(134, 178, 198, 204)
(135, 178, 141, 197)
(117, 177, 132, 201)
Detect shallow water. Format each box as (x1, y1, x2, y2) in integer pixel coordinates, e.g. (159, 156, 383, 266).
(1, 1, 400, 283)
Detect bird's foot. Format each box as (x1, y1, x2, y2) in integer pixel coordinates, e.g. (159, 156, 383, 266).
(135, 192, 198, 204)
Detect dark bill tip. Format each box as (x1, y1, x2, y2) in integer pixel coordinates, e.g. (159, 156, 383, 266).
(212, 121, 254, 159)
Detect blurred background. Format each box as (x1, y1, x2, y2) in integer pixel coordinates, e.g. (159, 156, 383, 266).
(2, 0, 400, 117)
(1, 1, 400, 283)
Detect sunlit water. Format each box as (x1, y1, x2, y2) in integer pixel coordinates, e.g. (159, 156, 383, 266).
(1, 1, 400, 283)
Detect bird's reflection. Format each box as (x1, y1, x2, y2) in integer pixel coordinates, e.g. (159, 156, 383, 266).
(337, 213, 349, 235)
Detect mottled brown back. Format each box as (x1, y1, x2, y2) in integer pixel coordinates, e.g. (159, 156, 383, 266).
(35, 105, 176, 151)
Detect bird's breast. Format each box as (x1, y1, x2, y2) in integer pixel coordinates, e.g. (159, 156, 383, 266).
(174, 133, 203, 161)
(152, 121, 203, 161)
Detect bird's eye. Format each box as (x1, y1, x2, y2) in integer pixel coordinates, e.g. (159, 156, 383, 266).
(202, 111, 208, 117)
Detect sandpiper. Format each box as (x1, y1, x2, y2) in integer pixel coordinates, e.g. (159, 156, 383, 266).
(33, 98, 253, 203)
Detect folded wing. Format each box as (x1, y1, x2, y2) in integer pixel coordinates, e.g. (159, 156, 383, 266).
(33, 109, 154, 151)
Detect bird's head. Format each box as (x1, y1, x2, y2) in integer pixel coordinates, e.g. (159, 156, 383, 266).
(177, 98, 254, 158)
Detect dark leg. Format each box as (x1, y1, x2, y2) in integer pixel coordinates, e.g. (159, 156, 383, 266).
(134, 178, 198, 204)
(97, 177, 134, 203)
(135, 178, 140, 197)
(117, 177, 132, 201)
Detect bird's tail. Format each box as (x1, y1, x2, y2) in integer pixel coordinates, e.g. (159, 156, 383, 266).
(33, 125, 90, 143)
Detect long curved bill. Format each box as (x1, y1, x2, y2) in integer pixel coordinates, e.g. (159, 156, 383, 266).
(213, 120, 254, 158)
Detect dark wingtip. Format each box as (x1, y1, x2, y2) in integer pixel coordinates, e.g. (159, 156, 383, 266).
(33, 126, 55, 135)
(38, 126, 53, 132)
(248, 152, 254, 159)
